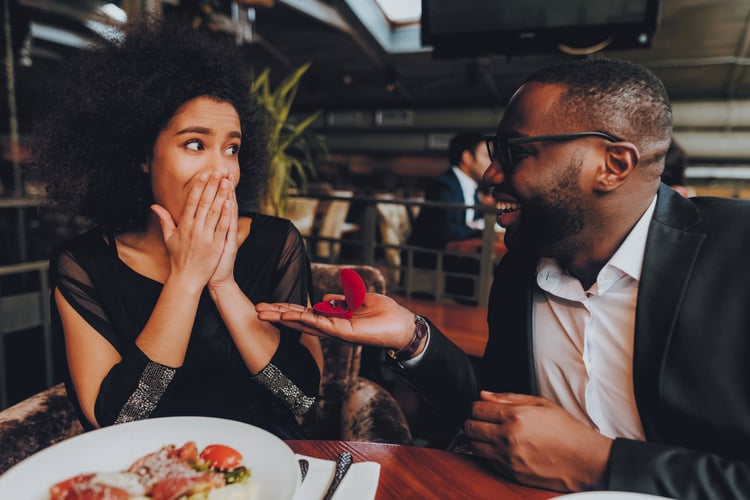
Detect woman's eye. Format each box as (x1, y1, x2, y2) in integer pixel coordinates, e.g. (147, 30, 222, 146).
(185, 140, 204, 151)
(224, 144, 239, 155)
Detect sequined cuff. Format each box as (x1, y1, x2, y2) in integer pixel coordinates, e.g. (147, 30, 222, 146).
(253, 363, 316, 416)
(114, 361, 176, 424)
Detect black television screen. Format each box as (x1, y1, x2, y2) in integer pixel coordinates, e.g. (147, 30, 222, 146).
(421, 0, 662, 58)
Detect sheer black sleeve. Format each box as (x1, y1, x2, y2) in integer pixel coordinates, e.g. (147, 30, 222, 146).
(53, 243, 176, 428)
(252, 223, 320, 413)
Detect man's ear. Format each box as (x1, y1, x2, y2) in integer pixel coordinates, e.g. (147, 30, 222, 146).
(460, 149, 475, 166)
(596, 143, 639, 192)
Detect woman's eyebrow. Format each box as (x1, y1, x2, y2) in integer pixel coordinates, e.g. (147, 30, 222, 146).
(176, 126, 211, 135)
(176, 127, 242, 139)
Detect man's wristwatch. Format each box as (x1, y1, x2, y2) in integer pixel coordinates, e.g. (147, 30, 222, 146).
(387, 315, 429, 362)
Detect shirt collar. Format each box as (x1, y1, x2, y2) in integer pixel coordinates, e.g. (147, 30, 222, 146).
(608, 194, 657, 281)
(536, 194, 657, 297)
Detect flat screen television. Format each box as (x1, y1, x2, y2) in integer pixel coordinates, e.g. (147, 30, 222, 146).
(421, 0, 662, 58)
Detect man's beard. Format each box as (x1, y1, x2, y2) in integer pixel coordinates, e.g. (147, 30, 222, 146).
(515, 159, 585, 259)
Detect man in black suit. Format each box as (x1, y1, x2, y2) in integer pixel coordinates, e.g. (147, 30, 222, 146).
(408, 131, 489, 251)
(258, 59, 750, 498)
(407, 131, 490, 297)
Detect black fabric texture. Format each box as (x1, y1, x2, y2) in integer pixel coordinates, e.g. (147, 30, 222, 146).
(51, 212, 318, 439)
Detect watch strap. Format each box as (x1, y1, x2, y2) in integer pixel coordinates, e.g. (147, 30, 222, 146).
(387, 314, 429, 362)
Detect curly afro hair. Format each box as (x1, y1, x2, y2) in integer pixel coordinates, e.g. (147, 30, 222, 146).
(30, 16, 269, 231)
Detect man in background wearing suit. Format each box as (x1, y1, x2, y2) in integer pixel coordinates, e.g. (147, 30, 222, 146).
(406, 131, 491, 298)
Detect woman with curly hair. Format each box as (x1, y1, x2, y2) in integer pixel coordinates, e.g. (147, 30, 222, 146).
(30, 16, 323, 439)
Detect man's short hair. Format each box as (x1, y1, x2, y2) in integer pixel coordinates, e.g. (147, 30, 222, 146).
(449, 131, 484, 166)
(524, 59, 672, 169)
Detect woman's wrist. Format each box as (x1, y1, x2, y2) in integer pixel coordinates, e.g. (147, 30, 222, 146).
(164, 271, 207, 296)
(207, 279, 241, 301)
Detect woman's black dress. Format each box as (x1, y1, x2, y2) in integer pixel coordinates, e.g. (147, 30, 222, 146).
(50, 213, 319, 439)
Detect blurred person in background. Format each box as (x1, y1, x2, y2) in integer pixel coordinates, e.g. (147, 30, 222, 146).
(406, 131, 493, 299)
(662, 139, 693, 197)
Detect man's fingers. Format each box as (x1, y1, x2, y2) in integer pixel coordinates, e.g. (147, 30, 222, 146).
(467, 437, 508, 463)
(268, 319, 326, 337)
(256, 302, 310, 314)
(464, 415, 507, 442)
(470, 399, 539, 424)
(256, 303, 343, 338)
(479, 391, 548, 406)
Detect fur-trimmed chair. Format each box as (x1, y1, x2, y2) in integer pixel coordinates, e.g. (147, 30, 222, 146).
(0, 263, 411, 474)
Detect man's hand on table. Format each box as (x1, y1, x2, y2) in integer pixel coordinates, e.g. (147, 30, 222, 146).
(256, 293, 418, 353)
(465, 391, 612, 492)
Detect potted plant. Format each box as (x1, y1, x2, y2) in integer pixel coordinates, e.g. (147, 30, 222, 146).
(251, 63, 327, 216)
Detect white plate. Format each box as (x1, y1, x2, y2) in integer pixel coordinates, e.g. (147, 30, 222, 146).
(553, 492, 675, 499)
(0, 416, 299, 500)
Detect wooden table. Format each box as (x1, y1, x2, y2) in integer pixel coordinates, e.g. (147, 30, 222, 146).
(286, 440, 559, 500)
(445, 236, 508, 258)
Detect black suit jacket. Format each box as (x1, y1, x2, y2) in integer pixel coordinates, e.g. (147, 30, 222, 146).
(408, 169, 481, 250)
(403, 185, 750, 498)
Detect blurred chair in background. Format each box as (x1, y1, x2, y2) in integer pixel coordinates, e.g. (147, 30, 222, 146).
(316, 190, 357, 260)
(284, 196, 320, 237)
(375, 195, 411, 286)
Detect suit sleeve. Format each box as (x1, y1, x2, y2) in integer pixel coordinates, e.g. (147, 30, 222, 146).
(393, 319, 481, 434)
(608, 438, 750, 499)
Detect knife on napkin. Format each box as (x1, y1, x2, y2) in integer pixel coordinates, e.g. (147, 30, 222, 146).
(293, 453, 380, 500)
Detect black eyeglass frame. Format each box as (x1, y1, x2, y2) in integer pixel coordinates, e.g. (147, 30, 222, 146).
(484, 131, 623, 166)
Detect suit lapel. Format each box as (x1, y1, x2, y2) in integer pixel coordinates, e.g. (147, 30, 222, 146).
(485, 249, 539, 394)
(446, 169, 464, 202)
(632, 185, 706, 440)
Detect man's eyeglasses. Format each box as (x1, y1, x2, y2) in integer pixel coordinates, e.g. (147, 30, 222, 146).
(484, 131, 622, 168)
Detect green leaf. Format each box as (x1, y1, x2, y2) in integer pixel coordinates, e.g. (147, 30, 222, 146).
(250, 63, 327, 216)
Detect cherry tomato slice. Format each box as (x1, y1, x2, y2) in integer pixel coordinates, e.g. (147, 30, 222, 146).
(176, 441, 199, 462)
(199, 444, 243, 471)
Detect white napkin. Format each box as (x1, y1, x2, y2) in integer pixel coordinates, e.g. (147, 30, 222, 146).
(292, 453, 380, 500)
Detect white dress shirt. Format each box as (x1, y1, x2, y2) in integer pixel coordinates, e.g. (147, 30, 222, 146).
(532, 195, 657, 440)
(451, 166, 479, 225)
